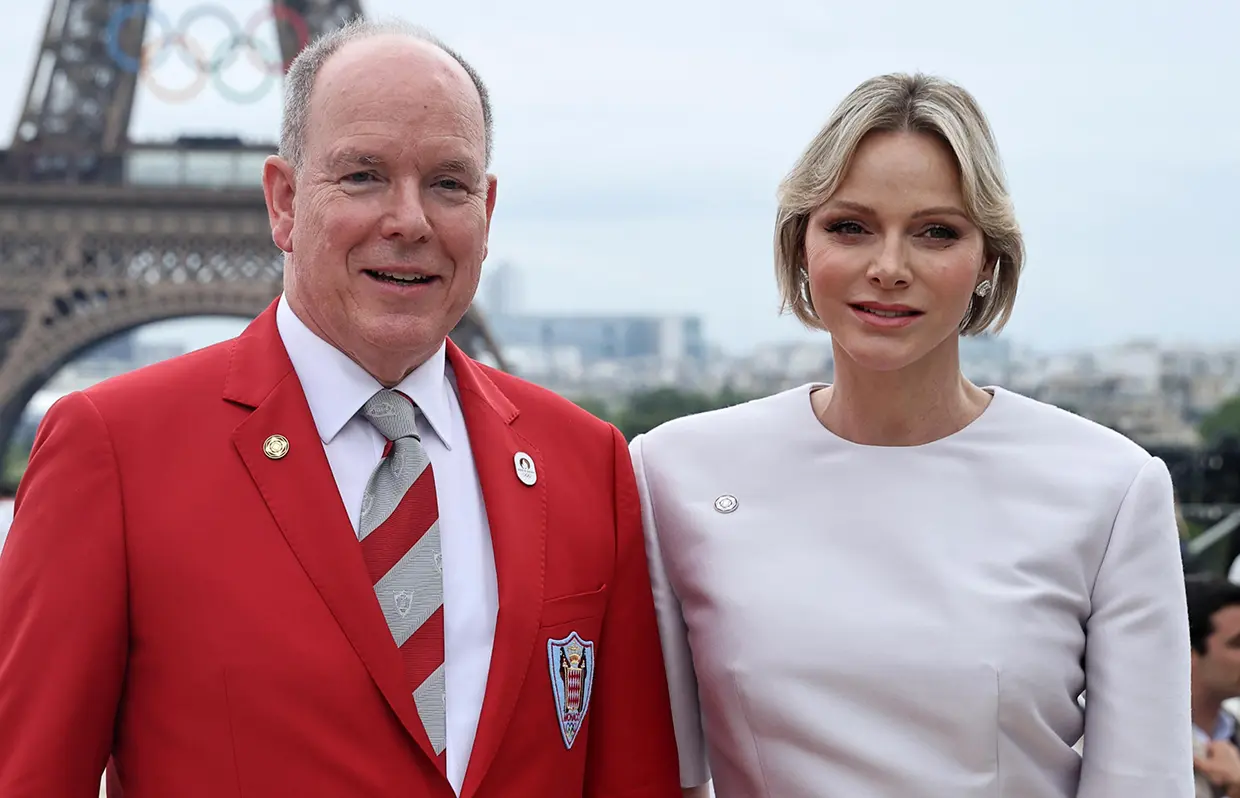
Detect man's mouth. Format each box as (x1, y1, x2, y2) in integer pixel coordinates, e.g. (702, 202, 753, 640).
(364, 270, 436, 285)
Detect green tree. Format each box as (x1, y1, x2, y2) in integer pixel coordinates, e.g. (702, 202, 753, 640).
(571, 396, 615, 423)
(616, 386, 756, 440)
(1200, 394, 1240, 448)
(2, 446, 27, 492)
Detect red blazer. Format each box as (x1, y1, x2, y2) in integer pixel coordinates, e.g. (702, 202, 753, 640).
(0, 302, 681, 798)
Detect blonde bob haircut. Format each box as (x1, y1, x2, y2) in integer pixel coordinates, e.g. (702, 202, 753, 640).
(775, 72, 1025, 336)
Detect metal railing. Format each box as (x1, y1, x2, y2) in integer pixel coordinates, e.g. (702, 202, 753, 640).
(1186, 508, 1240, 576)
(0, 139, 275, 189)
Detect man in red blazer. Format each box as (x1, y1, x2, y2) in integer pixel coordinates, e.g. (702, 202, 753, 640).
(0, 18, 682, 798)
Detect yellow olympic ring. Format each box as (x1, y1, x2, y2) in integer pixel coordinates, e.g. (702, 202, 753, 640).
(139, 33, 211, 104)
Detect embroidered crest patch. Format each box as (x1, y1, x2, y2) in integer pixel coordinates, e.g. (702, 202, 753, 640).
(547, 632, 596, 749)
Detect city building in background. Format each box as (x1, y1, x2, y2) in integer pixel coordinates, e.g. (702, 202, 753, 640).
(480, 262, 708, 393)
(492, 313, 706, 371)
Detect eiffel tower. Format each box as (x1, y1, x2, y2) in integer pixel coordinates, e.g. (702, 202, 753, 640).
(0, 0, 507, 477)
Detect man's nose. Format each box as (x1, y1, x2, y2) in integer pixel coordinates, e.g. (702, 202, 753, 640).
(382, 182, 433, 241)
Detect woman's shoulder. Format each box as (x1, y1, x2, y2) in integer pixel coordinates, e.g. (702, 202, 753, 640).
(987, 387, 1158, 485)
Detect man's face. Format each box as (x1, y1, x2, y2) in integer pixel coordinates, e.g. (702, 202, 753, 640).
(1195, 606, 1240, 697)
(265, 35, 496, 385)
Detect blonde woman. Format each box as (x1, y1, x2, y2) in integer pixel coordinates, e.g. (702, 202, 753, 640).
(631, 73, 1193, 797)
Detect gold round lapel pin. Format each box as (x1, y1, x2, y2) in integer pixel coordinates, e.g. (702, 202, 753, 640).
(263, 434, 290, 460)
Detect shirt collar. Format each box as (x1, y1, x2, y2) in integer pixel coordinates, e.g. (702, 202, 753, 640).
(275, 294, 455, 449)
(1194, 709, 1237, 744)
(1219, 711, 1237, 741)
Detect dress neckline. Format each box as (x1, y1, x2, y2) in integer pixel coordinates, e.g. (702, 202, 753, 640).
(798, 382, 1006, 451)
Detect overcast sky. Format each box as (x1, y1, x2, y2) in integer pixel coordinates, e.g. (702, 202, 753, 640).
(1, 0, 1236, 354)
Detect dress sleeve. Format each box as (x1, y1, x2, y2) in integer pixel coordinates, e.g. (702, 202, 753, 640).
(1078, 456, 1194, 797)
(629, 434, 712, 789)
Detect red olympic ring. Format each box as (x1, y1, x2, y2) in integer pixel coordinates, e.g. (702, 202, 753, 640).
(244, 5, 311, 76)
(139, 33, 211, 105)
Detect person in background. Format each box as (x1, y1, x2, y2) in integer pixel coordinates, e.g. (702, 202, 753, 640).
(631, 72, 1193, 797)
(0, 18, 681, 798)
(1188, 576, 1240, 797)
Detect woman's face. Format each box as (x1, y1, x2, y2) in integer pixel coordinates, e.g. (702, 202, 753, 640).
(804, 129, 991, 374)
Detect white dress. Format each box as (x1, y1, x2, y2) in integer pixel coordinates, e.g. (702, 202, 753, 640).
(630, 384, 1193, 798)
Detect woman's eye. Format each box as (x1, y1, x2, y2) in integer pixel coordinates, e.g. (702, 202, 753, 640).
(923, 224, 959, 240)
(825, 221, 865, 235)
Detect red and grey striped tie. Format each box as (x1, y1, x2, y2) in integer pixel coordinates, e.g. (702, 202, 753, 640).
(359, 389, 446, 762)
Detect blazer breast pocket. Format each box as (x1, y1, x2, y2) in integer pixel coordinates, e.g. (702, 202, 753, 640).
(540, 583, 608, 628)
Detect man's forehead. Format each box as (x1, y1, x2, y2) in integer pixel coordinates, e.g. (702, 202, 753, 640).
(302, 37, 485, 161)
(1213, 605, 1240, 637)
(308, 37, 481, 128)
(318, 35, 466, 95)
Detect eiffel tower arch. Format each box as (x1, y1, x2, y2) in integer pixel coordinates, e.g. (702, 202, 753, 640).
(0, 0, 508, 467)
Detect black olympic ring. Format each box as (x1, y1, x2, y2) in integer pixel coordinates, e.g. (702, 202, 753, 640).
(104, 3, 311, 105)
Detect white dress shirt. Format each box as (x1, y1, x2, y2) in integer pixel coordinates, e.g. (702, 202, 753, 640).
(0, 498, 11, 555)
(276, 295, 496, 795)
(632, 383, 1193, 797)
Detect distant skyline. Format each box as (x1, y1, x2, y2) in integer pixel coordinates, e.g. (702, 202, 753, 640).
(2, 0, 1238, 356)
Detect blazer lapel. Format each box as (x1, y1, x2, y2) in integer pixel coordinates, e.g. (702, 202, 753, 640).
(448, 343, 548, 798)
(223, 302, 442, 766)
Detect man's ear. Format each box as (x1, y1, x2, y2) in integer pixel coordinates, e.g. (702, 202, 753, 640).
(263, 155, 296, 253)
(481, 173, 497, 260)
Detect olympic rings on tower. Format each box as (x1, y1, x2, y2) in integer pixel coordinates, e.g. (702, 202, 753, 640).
(103, 3, 311, 104)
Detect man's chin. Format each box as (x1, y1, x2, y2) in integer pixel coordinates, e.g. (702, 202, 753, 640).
(359, 317, 452, 356)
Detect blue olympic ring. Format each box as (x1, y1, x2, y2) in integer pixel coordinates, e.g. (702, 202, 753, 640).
(103, 2, 310, 104)
(105, 3, 155, 75)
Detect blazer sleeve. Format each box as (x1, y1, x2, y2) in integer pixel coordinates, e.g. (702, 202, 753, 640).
(1078, 455, 1194, 797)
(0, 391, 128, 797)
(581, 426, 682, 798)
(629, 433, 711, 790)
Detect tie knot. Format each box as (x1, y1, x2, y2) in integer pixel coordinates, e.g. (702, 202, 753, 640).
(361, 389, 420, 443)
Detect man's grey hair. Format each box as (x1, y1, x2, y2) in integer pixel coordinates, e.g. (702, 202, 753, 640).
(279, 17, 494, 174)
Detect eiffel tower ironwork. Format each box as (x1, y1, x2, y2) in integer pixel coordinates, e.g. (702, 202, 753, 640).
(0, 0, 507, 472)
